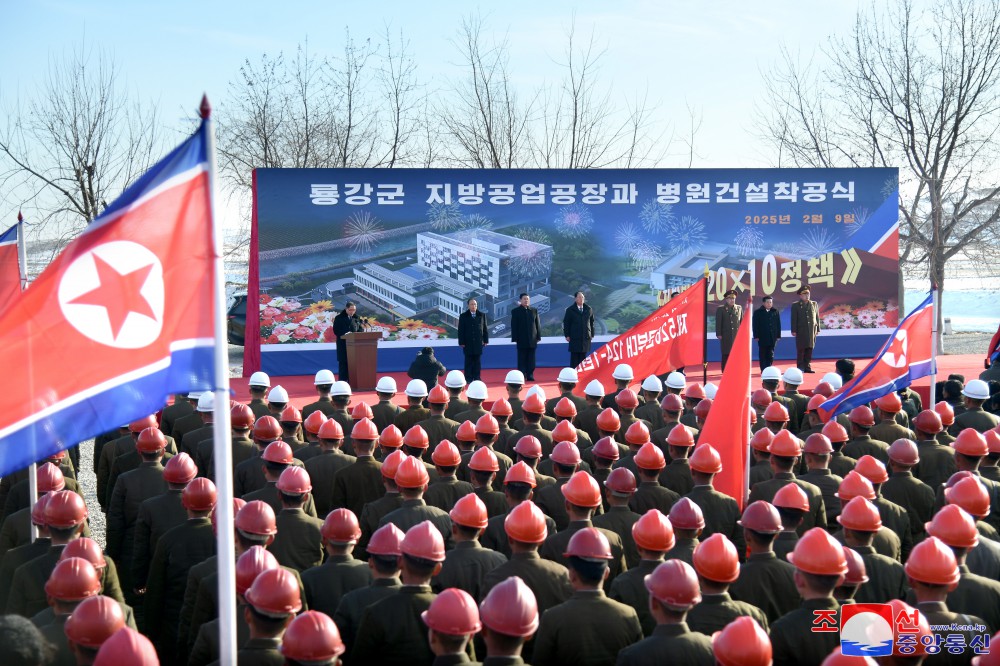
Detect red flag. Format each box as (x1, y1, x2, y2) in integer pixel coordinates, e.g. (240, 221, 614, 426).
(698, 298, 752, 508)
(0, 220, 20, 306)
(575, 280, 705, 393)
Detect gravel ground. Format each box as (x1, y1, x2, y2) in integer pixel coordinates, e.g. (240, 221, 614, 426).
(77, 437, 105, 549)
(940, 332, 991, 356)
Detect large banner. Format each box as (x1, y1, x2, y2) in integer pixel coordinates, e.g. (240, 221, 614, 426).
(250, 168, 899, 376)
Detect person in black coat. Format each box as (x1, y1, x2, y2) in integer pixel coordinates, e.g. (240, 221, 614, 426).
(510, 292, 542, 381)
(562, 291, 595, 368)
(751, 295, 782, 371)
(408, 347, 446, 390)
(457, 297, 489, 382)
(333, 301, 365, 385)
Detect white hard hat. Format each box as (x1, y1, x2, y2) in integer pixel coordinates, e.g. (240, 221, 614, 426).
(467, 380, 489, 401)
(704, 382, 718, 399)
(376, 376, 398, 393)
(504, 370, 525, 385)
(248, 372, 271, 388)
(782, 368, 804, 386)
(187, 391, 203, 400)
(612, 364, 634, 381)
(526, 385, 546, 401)
(268, 385, 289, 403)
(405, 379, 429, 398)
(761, 366, 782, 382)
(585, 380, 606, 397)
(445, 370, 467, 389)
(641, 375, 663, 393)
(314, 369, 336, 386)
(331, 381, 352, 397)
(665, 372, 686, 390)
(821, 372, 843, 390)
(963, 379, 990, 400)
(557, 368, 579, 384)
(196, 393, 215, 413)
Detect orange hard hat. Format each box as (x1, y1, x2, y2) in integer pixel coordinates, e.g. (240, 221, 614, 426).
(689, 443, 722, 474)
(554, 397, 577, 418)
(836, 471, 877, 501)
(763, 402, 790, 423)
(822, 421, 849, 443)
(552, 420, 579, 444)
(751, 428, 775, 452)
(624, 421, 650, 446)
(46, 557, 101, 601)
(351, 402, 374, 421)
(490, 398, 514, 417)
(395, 455, 431, 488)
(986, 430, 1000, 455)
(855, 455, 889, 484)
(60, 538, 106, 571)
(561, 471, 602, 508)
(45, 490, 88, 528)
(954, 429, 989, 457)
(836, 496, 882, 532)
(667, 424, 696, 448)
(592, 436, 620, 461)
(604, 467, 637, 495)
(469, 446, 500, 473)
(37, 462, 66, 493)
(711, 616, 772, 666)
(807, 394, 827, 412)
(231, 403, 256, 429)
(564, 526, 613, 559)
(129, 415, 158, 433)
(685, 383, 707, 401)
(875, 392, 902, 413)
(615, 389, 639, 410)
(381, 450, 408, 479)
(660, 393, 685, 412)
(549, 441, 582, 467)
(694, 398, 713, 421)
(428, 384, 450, 404)
(403, 425, 430, 450)
(634, 441, 666, 470)
(814, 382, 835, 398)
(669, 497, 705, 530)
(245, 567, 303, 616)
(379, 424, 404, 448)
(450, 493, 489, 529)
(694, 533, 740, 583)
(751, 389, 773, 408)
(253, 415, 282, 442)
(163, 452, 198, 485)
(236, 545, 278, 596)
(504, 461, 537, 488)
(849, 405, 876, 427)
(645, 559, 701, 610)
(914, 409, 944, 434)
(596, 408, 621, 432)
(30, 494, 50, 527)
(739, 501, 782, 534)
(279, 405, 302, 423)
(514, 435, 543, 459)
(767, 430, 802, 457)
(787, 527, 848, 576)
(261, 440, 294, 464)
(479, 576, 539, 638)
(522, 393, 546, 415)
(843, 546, 869, 585)
(182, 477, 218, 512)
(93, 628, 158, 666)
(904, 536, 960, 586)
(456, 421, 478, 443)
(476, 413, 500, 436)
(773, 483, 810, 513)
(944, 475, 990, 518)
(322, 508, 361, 544)
(401, 520, 446, 562)
(888, 438, 920, 465)
(367, 523, 405, 557)
(926, 504, 979, 549)
(505, 500, 548, 543)
(280, 611, 346, 662)
(804, 433, 833, 455)
(431, 440, 462, 467)
(351, 417, 378, 441)
(136, 427, 167, 453)
(632, 509, 674, 552)
(934, 401, 955, 427)
(235, 500, 278, 537)
(318, 418, 344, 441)
(46, 449, 67, 462)
(65, 595, 125, 649)
(302, 410, 327, 435)
(422, 588, 482, 636)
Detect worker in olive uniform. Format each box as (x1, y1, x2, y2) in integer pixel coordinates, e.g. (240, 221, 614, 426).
(609, 508, 674, 636)
(457, 297, 489, 382)
(370, 376, 403, 432)
(268, 467, 324, 572)
(838, 496, 907, 604)
(0, 463, 66, 559)
(305, 418, 354, 518)
(912, 409, 958, 490)
(752, 295, 781, 371)
(684, 444, 746, 556)
(798, 434, 844, 529)
(790, 285, 820, 373)
(853, 455, 914, 559)
(0, 497, 55, 611)
(245, 373, 271, 420)
(242, 440, 318, 518)
(563, 291, 595, 368)
(237, 567, 303, 666)
(478, 576, 540, 666)
(330, 420, 385, 519)
(479, 463, 557, 559)
(882, 438, 935, 546)
(870, 392, 916, 443)
(714, 290, 743, 371)
(711, 617, 772, 666)
(379, 456, 453, 549)
(161, 393, 197, 439)
(952, 379, 1000, 434)
(630, 441, 681, 515)
(301, 508, 370, 619)
(665, 498, 704, 566)
(747, 430, 826, 532)
(357, 450, 406, 561)
(37, 556, 104, 666)
(417, 384, 461, 447)
(686, 534, 769, 636)
(728, 501, 799, 624)
(433, 494, 506, 599)
(593, 468, 642, 568)
(421, 588, 480, 664)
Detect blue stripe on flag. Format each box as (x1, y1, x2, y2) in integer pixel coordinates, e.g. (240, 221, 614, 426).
(0, 223, 17, 245)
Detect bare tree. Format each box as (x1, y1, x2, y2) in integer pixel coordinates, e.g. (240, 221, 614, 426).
(757, 0, 1000, 341)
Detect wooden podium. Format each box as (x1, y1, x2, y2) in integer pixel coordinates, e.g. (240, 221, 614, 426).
(345, 331, 381, 391)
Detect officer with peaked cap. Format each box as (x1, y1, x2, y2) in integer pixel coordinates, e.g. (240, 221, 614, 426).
(715, 289, 743, 371)
(790, 285, 820, 373)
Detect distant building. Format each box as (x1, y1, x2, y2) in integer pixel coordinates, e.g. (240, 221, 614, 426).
(650, 241, 746, 291)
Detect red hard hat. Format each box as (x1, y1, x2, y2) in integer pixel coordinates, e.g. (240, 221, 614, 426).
(694, 398, 713, 421)
(45, 557, 101, 601)
(262, 440, 293, 464)
(666, 424, 695, 448)
(773, 483, 810, 512)
(986, 430, 1000, 455)
(875, 392, 902, 413)
(30, 494, 50, 526)
(550, 441, 582, 467)
(624, 421, 650, 446)
(422, 588, 482, 636)
(954, 428, 989, 457)
(822, 421, 849, 443)
(163, 452, 198, 484)
(849, 405, 876, 427)
(514, 435, 543, 459)
(855, 455, 889, 484)
(685, 383, 707, 401)
(552, 420, 579, 444)
(596, 408, 621, 432)
(236, 545, 278, 595)
(564, 526, 612, 559)
(645, 559, 701, 610)
(367, 523, 405, 557)
(554, 398, 577, 418)
(504, 501, 548, 543)
(843, 546, 869, 585)
(302, 410, 327, 435)
(379, 424, 403, 448)
(351, 402, 374, 421)
(65, 595, 125, 649)
(914, 409, 944, 434)
(632, 509, 675, 551)
(561, 471, 602, 508)
(504, 461, 537, 488)
(786, 527, 848, 576)
(634, 441, 666, 470)
(182, 477, 218, 512)
(888, 438, 920, 465)
(403, 425, 430, 450)
(214, 498, 246, 534)
(767, 430, 802, 457)
(381, 450, 407, 479)
(136, 427, 167, 453)
(592, 436, 621, 461)
(750, 428, 774, 452)
(751, 389, 773, 408)
(469, 446, 499, 473)
(926, 504, 979, 549)
(322, 508, 362, 544)
(232, 403, 256, 429)
(945, 470, 975, 489)
(318, 418, 345, 441)
(450, 493, 489, 529)
(738, 501, 782, 534)
(814, 382, 835, 398)
(428, 384, 450, 404)
(395, 455, 431, 488)
(401, 520, 446, 562)
(763, 402, 790, 423)
(128, 415, 158, 433)
(37, 462, 66, 493)
(604, 467, 637, 495)
(615, 389, 639, 410)
(276, 466, 312, 495)
(61, 538, 107, 571)
(45, 490, 88, 528)
(836, 471, 877, 501)
(253, 415, 282, 442)
(945, 475, 990, 518)
(807, 394, 827, 412)
(93, 628, 158, 666)
(456, 421, 478, 443)
(479, 576, 539, 638)
(887, 600, 933, 658)
(836, 496, 882, 532)
(804, 433, 833, 455)
(693, 533, 740, 583)
(46, 449, 67, 462)
(236, 500, 278, 537)
(351, 417, 379, 441)
(245, 567, 303, 616)
(904, 536, 960, 586)
(934, 401, 955, 427)
(490, 398, 514, 417)
(522, 393, 546, 415)
(669, 497, 705, 530)
(280, 611, 346, 661)
(660, 393, 685, 412)
(476, 413, 500, 436)
(431, 440, 462, 467)
(279, 405, 302, 423)
(712, 616, 772, 666)
(689, 443, 722, 474)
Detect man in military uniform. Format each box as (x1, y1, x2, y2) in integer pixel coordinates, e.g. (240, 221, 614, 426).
(301, 508, 370, 619)
(457, 297, 489, 382)
(714, 289, 743, 371)
(686, 534, 769, 635)
(790, 285, 820, 373)
(729, 501, 799, 624)
(752, 295, 782, 371)
(609, 508, 673, 636)
(434, 494, 506, 600)
(563, 291, 595, 368)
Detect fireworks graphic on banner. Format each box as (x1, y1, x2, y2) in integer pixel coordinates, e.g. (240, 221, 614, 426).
(555, 204, 594, 238)
(615, 222, 642, 253)
(512, 227, 551, 245)
(844, 207, 871, 237)
(343, 211, 384, 253)
(734, 226, 765, 257)
(452, 213, 494, 243)
(880, 176, 899, 199)
(638, 199, 676, 233)
(507, 227, 553, 279)
(427, 202, 464, 231)
(630, 241, 663, 272)
(665, 215, 707, 255)
(798, 227, 839, 257)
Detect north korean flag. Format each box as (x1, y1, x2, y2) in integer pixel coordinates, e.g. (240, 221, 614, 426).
(817, 293, 935, 422)
(0, 220, 20, 307)
(0, 120, 218, 476)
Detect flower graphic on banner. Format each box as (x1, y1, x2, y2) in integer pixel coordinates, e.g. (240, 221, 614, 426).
(261, 295, 448, 343)
(428, 202, 464, 231)
(820, 299, 895, 329)
(343, 211, 384, 253)
(638, 199, 676, 233)
(555, 204, 594, 238)
(396, 318, 447, 340)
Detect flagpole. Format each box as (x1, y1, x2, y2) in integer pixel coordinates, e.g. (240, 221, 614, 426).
(18, 212, 37, 542)
(743, 295, 752, 507)
(202, 96, 237, 662)
(929, 284, 939, 405)
(703, 268, 710, 384)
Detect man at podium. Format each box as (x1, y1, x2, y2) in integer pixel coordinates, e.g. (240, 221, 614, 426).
(333, 301, 365, 385)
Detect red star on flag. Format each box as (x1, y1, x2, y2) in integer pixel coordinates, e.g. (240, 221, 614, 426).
(68, 255, 156, 338)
